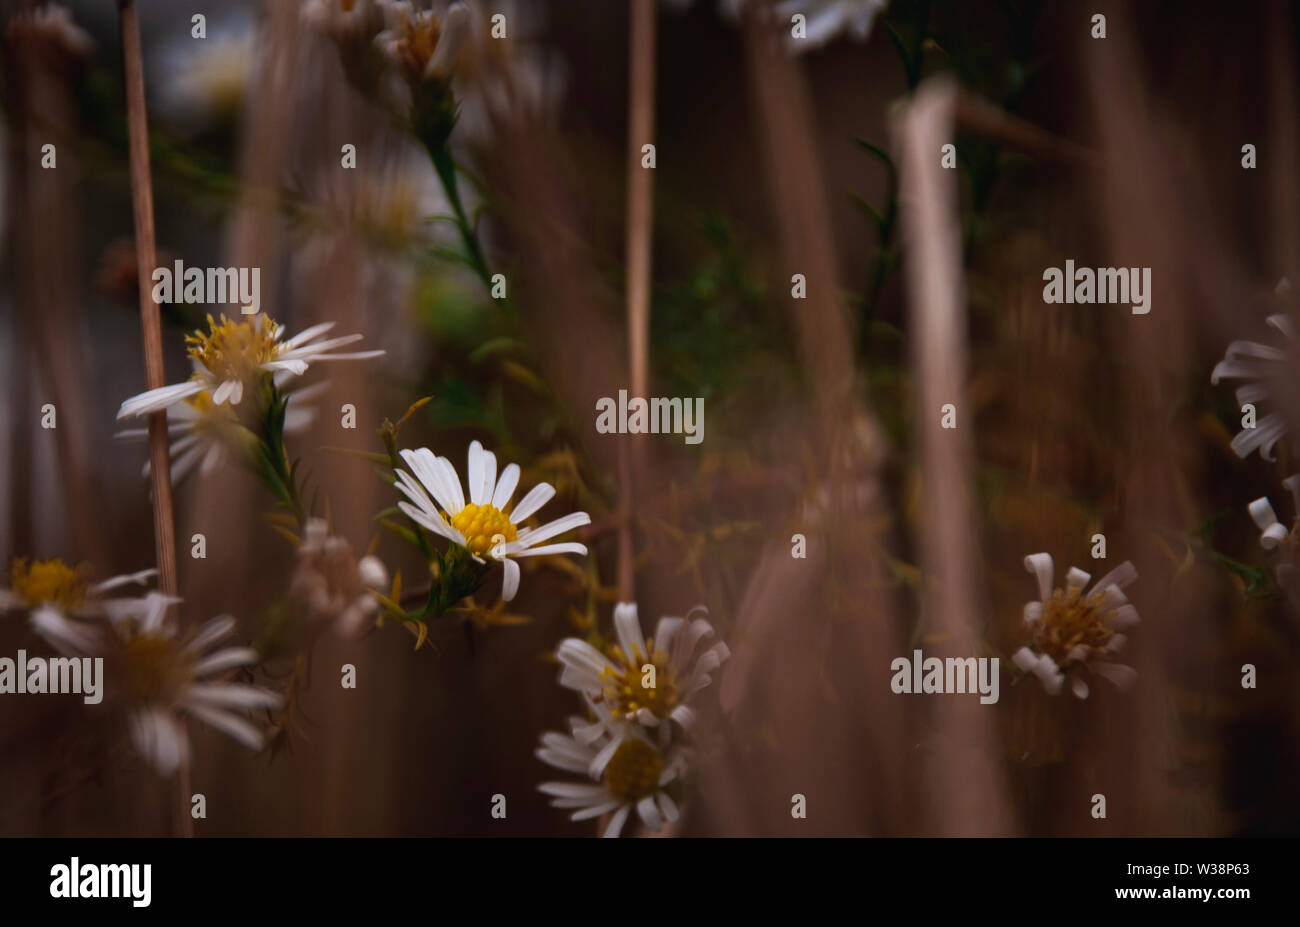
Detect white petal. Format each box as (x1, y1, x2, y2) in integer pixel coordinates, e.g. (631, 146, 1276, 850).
(91, 568, 158, 594)
(1231, 412, 1288, 460)
(185, 682, 282, 711)
(30, 607, 98, 657)
(117, 380, 205, 419)
(601, 805, 631, 838)
(1065, 567, 1091, 591)
(508, 482, 555, 523)
(509, 511, 590, 549)
(193, 647, 258, 677)
(636, 795, 662, 832)
(500, 558, 520, 601)
(509, 542, 588, 558)
(1023, 601, 1043, 627)
(184, 614, 236, 653)
(1023, 553, 1055, 602)
(1249, 498, 1287, 548)
(280, 320, 335, 349)
(212, 378, 239, 405)
(1090, 560, 1137, 593)
(1093, 662, 1138, 690)
(183, 702, 265, 750)
(613, 602, 645, 660)
(492, 463, 520, 510)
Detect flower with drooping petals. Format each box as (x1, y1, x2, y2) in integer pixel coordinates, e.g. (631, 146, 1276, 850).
(1011, 552, 1140, 699)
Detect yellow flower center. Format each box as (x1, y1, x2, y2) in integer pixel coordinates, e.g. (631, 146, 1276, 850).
(602, 738, 664, 803)
(123, 633, 196, 705)
(10, 558, 87, 610)
(599, 642, 679, 722)
(1033, 586, 1117, 667)
(450, 503, 517, 556)
(186, 314, 281, 385)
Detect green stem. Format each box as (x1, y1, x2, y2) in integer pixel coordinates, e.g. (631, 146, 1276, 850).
(429, 145, 493, 293)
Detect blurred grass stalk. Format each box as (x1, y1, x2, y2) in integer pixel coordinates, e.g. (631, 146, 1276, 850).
(701, 9, 909, 836)
(895, 76, 1012, 835)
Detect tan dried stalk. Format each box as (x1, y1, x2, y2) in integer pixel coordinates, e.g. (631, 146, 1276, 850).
(619, 0, 657, 602)
(116, 0, 187, 836)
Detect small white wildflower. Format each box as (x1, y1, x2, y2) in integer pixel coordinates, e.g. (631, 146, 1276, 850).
(393, 440, 590, 601)
(1011, 552, 1140, 700)
(556, 602, 730, 732)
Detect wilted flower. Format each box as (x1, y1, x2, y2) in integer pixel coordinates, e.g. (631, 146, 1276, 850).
(289, 518, 389, 637)
(1248, 475, 1300, 598)
(32, 592, 282, 776)
(556, 602, 730, 732)
(537, 711, 688, 838)
(393, 440, 590, 601)
(117, 314, 382, 418)
(375, 0, 469, 86)
(1011, 552, 1140, 699)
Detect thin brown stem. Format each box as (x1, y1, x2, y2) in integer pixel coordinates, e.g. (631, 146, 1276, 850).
(620, 0, 656, 603)
(117, 0, 188, 837)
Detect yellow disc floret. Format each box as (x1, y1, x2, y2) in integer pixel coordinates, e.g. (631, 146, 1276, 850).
(1032, 585, 1117, 667)
(186, 314, 281, 384)
(599, 641, 679, 722)
(449, 503, 517, 556)
(122, 633, 196, 705)
(602, 738, 664, 803)
(10, 558, 87, 610)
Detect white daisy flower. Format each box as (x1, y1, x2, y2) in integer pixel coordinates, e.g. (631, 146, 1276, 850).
(32, 591, 283, 777)
(774, 0, 890, 51)
(116, 314, 383, 419)
(1211, 313, 1298, 460)
(537, 713, 688, 838)
(0, 558, 157, 653)
(393, 440, 590, 601)
(375, 0, 470, 85)
(290, 518, 389, 637)
(556, 601, 730, 732)
(1010, 552, 1140, 700)
(116, 381, 325, 485)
